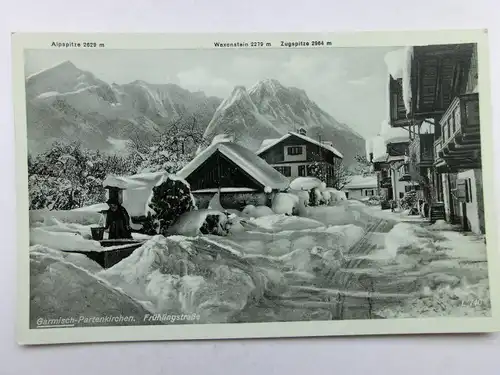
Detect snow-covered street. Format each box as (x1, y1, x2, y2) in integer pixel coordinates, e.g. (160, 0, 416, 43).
(29, 200, 491, 326)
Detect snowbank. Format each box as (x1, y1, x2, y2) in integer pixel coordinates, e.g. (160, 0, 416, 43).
(428, 220, 459, 231)
(250, 214, 326, 232)
(376, 279, 491, 319)
(384, 222, 441, 257)
(242, 205, 274, 218)
(287, 189, 310, 206)
(30, 245, 151, 328)
(30, 227, 103, 252)
(272, 192, 304, 216)
(99, 235, 257, 323)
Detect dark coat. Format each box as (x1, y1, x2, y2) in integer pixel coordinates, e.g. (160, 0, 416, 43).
(105, 205, 133, 239)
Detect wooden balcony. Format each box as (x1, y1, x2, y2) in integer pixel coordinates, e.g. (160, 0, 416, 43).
(434, 93, 482, 172)
(409, 133, 434, 168)
(388, 44, 475, 127)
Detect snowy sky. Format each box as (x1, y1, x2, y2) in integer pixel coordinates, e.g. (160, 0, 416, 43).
(25, 46, 402, 139)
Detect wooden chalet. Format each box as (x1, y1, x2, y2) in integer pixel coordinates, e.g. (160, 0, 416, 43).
(176, 141, 290, 209)
(257, 128, 344, 188)
(387, 43, 484, 233)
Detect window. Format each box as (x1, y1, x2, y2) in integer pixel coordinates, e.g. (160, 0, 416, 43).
(365, 189, 374, 196)
(298, 165, 306, 177)
(399, 192, 404, 199)
(287, 146, 303, 156)
(274, 166, 291, 177)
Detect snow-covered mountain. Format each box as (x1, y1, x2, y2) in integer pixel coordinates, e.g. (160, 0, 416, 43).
(203, 86, 284, 151)
(25, 61, 222, 154)
(204, 79, 366, 166)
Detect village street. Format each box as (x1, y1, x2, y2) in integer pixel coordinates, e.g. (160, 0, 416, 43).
(29, 193, 491, 326)
(223, 200, 490, 322)
(29, 197, 491, 325)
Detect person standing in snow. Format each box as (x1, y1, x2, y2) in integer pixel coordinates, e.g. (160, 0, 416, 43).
(104, 198, 133, 239)
(390, 199, 396, 212)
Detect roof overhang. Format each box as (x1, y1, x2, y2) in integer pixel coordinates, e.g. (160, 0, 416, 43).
(389, 43, 475, 126)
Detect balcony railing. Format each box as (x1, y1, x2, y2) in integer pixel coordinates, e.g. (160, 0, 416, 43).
(440, 93, 480, 149)
(434, 93, 481, 170)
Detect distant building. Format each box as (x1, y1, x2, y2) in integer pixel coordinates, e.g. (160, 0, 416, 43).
(372, 138, 418, 204)
(176, 141, 290, 209)
(344, 175, 378, 200)
(257, 128, 344, 188)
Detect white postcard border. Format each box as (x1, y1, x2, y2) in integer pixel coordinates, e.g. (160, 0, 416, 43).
(12, 29, 500, 345)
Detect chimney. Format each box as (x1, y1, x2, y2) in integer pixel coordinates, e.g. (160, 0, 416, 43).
(298, 127, 307, 136)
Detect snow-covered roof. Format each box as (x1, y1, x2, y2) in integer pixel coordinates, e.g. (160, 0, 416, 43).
(373, 154, 388, 163)
(344, 175, 378, 190)
(257, 131, 343, 158)
(259, 138, 281, 150)
(101, 172, 192, 217)
(386, 155, 405, 163)
(385, 136, 410, 145)
(384, 47, 414, 114)
(177, 141, 290, 190)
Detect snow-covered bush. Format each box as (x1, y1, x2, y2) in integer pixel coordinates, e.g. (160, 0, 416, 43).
(144, 176, 197, 235)
(272, 192, 305, 216)
(241, 204, 274, 218)
(167, 209, 229, 237)
(310, 187, 324, 206)
(321, 190, 331, 205)
(287, 189, 310, 207)
(200, 214, 229, 236)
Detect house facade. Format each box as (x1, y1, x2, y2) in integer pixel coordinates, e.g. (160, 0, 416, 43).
(176, 141, 290, 210)
(343, 175, 378, 200)
(257, 129, 344, 188)
(387, 43, 483, 233)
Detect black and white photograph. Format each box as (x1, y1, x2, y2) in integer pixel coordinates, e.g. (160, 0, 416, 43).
(12, 31, 500, 344)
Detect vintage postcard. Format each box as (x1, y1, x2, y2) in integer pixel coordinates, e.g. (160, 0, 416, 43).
(12, 30, 500, 345)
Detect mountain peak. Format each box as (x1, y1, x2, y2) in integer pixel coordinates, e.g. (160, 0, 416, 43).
(232, 85, 247, 94)
(250, 78, 284, 94)
(26, 60, 80, 82)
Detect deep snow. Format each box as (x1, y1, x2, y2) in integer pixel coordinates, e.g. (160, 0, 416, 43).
(29, 200, 491, 324)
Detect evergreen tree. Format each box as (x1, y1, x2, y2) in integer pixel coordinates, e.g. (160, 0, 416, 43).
(145, 177, 196, 235)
